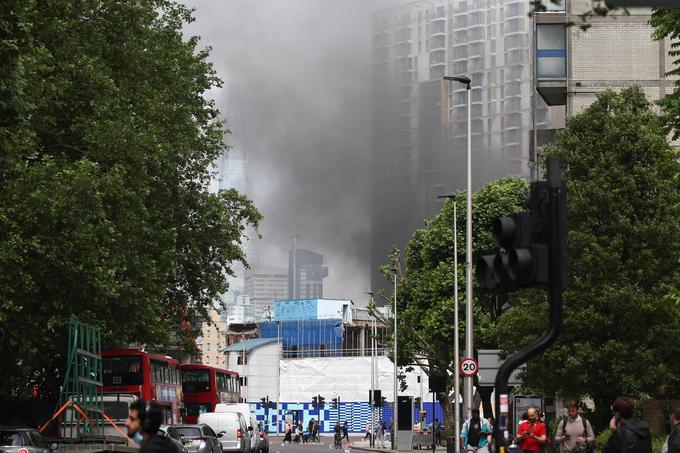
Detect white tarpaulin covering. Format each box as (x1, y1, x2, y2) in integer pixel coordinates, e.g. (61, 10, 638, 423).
(280, 356, 430, 402)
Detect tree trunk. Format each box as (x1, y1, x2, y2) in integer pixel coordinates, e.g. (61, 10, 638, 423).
(440, 390, 454, 428)
(478, 386, 494, 418)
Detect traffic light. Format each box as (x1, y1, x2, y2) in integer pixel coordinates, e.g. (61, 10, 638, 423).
(260, 397, 266, 405)
(268, 400, 276, 409)
(476, 181, 551, 290)
(479, 157, 568, 452)
(371, 390, 382, 408)
(332, 397, 339, 408)
(312, 396, 318, 409)
(381, 396, 387, 406)
(318, 395, 325, 408)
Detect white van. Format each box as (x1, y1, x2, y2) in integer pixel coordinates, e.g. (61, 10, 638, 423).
(198, 412, 250, 453)
(214, 404, 263, 453)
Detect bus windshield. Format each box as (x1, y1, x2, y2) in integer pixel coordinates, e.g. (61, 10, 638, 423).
(181, 369, 211, 393)
(103, 356, 143, 387)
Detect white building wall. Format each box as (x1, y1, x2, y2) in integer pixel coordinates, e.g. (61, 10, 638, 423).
(227, 342, 280, 403)
(280, 356, 430, 403)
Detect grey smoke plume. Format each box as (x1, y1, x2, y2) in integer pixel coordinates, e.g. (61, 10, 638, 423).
(182, 1, 392, 304)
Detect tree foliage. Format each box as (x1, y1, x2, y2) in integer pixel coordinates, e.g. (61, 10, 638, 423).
(0, 0, 260, 398)
(379, 177, 529, 425)
(496, 87, 680, 428)
(652, 8, 680, 139)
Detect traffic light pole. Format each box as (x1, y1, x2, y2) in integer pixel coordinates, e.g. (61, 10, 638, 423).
(493, 157, 566, 450)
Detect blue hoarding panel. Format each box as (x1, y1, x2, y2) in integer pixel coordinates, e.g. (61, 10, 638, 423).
(274, 299, 318, 321)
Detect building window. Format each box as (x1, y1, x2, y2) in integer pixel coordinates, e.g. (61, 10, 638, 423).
(536, 24, 566, 78)
(543, 0, 565, 11)
(237, 355, 248, 365)
(239, 377, 248, 387)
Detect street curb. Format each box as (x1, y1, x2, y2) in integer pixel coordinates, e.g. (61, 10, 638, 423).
(350, 445, 446, 452)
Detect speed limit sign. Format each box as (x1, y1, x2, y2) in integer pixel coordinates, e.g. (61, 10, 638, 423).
(461, 358, 479, 377)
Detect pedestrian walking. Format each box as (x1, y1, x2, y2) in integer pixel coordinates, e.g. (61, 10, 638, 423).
(460, 409, 493, 453)
(342, 421, 349, 442)
(516, 407, 546, 453)
(663, 408, 680, 453)
(434, 418, 442, 445)
(294, 422, 303, 443)
(313, 420, 320, 443)
(604, 397, 652, 453)
(334, 421, 343, 449)
(376, 418, 386, 449)
(283, 421, 292, 444)
(364, 421, 372, 441)
(555, 400, 595, 453)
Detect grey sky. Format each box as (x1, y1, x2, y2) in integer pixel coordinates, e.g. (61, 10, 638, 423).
(182, 1, 393, 305)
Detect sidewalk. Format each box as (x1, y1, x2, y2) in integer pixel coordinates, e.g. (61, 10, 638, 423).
(350, 438, 447, 452)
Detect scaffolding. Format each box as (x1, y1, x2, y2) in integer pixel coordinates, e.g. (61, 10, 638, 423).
(58, 315, 104, 440)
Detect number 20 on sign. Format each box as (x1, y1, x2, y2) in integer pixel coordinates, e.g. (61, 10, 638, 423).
(460, 358, 478, 377)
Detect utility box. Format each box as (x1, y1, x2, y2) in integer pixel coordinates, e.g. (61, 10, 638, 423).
(396, 395, 413, 450)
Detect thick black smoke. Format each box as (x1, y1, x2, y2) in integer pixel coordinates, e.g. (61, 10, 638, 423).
(182, 1, 393, 303)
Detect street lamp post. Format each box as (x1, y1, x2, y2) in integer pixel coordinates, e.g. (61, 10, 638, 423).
(393, 270, 398, 450)
(365, 291, 376, 448)
(437, 196, 461, 453)
(443, 75, 473, 417)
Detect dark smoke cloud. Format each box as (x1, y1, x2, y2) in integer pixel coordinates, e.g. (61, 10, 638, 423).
(182, 0, 393, 304)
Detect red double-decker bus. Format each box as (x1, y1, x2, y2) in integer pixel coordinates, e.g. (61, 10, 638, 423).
(102, 349, 184, 427)
(180, 364, 240, 423)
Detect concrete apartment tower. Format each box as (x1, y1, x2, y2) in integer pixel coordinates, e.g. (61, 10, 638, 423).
(196, 308, 228, 367)
(369, 0, 673, 296)
(535, 1, 674, 116)
(370, 0, 551, 295)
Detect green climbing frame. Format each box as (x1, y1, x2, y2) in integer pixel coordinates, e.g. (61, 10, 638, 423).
(59, 315, 104, 439)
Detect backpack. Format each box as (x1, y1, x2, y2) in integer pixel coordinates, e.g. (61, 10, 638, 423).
(467, 418, 484, 447)
(561, 417, 593, 453)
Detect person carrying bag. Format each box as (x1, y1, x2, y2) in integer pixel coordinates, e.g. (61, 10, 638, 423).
(555, 401, 595, 453)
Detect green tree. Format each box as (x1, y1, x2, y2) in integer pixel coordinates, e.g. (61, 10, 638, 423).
(0, 0, 260, 398)
(379, 177, 529, 427)
(652, 9, 680, 140)
(496, 87, 680, 429)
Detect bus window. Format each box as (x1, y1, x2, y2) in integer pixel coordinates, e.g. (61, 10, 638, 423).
(182, 369, 210, 393)
(103, 356, 143, 386)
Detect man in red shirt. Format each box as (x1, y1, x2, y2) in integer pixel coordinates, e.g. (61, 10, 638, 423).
(517, 407, 547, 453)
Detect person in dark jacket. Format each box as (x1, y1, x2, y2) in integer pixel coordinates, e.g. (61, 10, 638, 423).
(342, 421, 349, 442)
(668, 408, 680, 453)
(604, 396, 652, 453)
(125, 399, 178, 453)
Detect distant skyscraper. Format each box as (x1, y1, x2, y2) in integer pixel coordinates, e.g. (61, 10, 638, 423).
(244, 266, 288, 320)
(288, 246, 328, 300)
(213, 82, 260, 299)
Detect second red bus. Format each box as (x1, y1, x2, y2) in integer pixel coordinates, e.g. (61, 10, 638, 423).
(180, 364, 240, 423)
